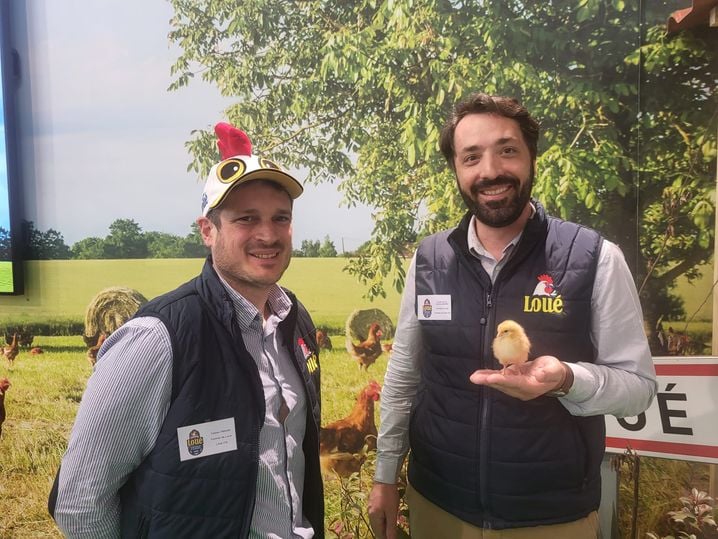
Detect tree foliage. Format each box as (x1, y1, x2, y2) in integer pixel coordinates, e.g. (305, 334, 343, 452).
(299, 239, 321, 257)
(183, 222, 209, 258)
(293, 236, 338, 257)
(22, 219, 207, 260)
(0, 227, 10, 260)
(319, 235, 338, 258)
(145, 231, 186, 258)
(168, 1, 717, 324)
(104, 219, 148, 259)
(22, 221, 72, 260)
(71, 236, 106, 260)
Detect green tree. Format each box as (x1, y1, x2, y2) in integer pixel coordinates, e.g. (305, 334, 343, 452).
(168, 1, 717, 326)
(71, 237, 106, 259)
(146, 231, 185, 258)
(318, 235, 338, 258)
(0, 227, 10, 260)
(183, 222, 208, 258)
(22, 221, 71, 260)
(300, 239, 321, 258)
(104, 219, 148, 259)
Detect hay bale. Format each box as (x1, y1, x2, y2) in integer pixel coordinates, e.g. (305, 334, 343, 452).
(83, 287, 148, 347)
(345, 308, 394, 342)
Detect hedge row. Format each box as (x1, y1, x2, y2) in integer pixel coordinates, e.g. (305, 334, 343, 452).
(1, 320, 85, 337)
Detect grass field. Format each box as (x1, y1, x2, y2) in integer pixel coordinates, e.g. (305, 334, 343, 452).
(0, 261, 12, 293)
(0, 334, 390, 538)
(0, 336, 90, 538)
(0, 257, 712, 330)
(1, 335, 712, 538)
(0, 258, 404, 332)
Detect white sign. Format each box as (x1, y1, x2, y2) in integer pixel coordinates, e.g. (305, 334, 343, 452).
(605, 357, 718, 464)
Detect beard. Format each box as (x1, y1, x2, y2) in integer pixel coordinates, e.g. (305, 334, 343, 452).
(459, 169, 534, 228)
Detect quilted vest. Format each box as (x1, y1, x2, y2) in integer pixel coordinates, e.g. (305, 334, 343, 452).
(119, 259, 324, 538)
(409, 203, 605, 530)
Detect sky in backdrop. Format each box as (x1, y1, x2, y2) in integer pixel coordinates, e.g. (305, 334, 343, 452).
(8, 0, 374, 253)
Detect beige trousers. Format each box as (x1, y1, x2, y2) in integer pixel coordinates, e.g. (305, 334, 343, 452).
(406, 482, 600, 539)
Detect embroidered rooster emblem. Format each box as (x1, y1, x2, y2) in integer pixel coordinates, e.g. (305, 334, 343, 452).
(532, 274, 557, 297)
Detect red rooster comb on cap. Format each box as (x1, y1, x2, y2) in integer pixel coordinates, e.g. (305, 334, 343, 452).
(214, 122, 252, 160)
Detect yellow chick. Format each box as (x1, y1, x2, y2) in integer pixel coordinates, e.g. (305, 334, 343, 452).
(492, 320, 531, 373)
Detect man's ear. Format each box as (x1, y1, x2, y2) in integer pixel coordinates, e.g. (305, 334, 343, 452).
(196, 216, 215, 247)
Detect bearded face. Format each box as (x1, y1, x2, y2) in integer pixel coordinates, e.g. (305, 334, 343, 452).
(452, 113, 534, 229)
(458, 168, 534, 228)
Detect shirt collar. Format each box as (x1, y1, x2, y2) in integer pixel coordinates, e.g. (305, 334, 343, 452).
(215, 273, 292, 330)
(467, 202, 536, 260)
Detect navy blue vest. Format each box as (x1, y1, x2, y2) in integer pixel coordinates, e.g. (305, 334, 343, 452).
(409, 203, 604, 529)
(119, 259, 324, 538)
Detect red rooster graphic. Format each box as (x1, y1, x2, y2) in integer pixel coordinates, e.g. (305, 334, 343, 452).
(531, 274, 557, 297)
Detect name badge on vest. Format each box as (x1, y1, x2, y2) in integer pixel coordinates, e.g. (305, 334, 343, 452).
(417, 294, 452, 320)
(177, 418, 238, 462)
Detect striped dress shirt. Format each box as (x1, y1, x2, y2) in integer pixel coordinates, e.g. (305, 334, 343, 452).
(55, 279, 313, 538)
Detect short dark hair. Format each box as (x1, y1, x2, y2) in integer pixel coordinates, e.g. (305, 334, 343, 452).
(205, 179, 293, 228)
(439, 93, 539, 170)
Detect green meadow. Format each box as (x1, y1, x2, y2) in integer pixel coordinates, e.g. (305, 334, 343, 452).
(0, 261, 12, 293)
(0, 258, 405, 331)
(0, 258, 712, 331)
(0, 334, 391, 538)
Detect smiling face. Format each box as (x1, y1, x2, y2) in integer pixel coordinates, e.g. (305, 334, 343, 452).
(197, 181, 293, 304)
(453, 113, 534, 228)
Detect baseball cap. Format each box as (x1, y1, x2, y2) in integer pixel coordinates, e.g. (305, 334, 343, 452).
(200, 122, 303, 216)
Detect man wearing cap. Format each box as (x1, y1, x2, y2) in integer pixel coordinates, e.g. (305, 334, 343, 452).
(49, 123, 324, 538)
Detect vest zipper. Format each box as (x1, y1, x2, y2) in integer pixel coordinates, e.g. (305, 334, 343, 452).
(479, 287, 497, 524)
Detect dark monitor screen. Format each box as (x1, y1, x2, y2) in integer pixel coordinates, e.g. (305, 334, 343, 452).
(0, 0, 22, 294)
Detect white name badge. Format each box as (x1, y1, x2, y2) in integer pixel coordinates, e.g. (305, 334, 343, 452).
(417, 294, 452, 320)
(177, 417, 238, 462)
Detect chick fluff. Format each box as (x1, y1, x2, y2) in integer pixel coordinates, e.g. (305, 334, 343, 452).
(492, 320, 531, 372)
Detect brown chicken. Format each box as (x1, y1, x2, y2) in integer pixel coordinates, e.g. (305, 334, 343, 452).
(320, 380, 381, 477)
(30, 347, 44, 355)
(87, 333, 107, 366)
(316, 329, 333, 351)
(0, 377, 10, 437)
(2, 333, 18, 366)
(346, 323, 383, 371)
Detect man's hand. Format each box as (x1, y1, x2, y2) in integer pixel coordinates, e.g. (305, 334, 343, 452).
(469, 355, 568, 400)
(368, 481, 400, 539)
